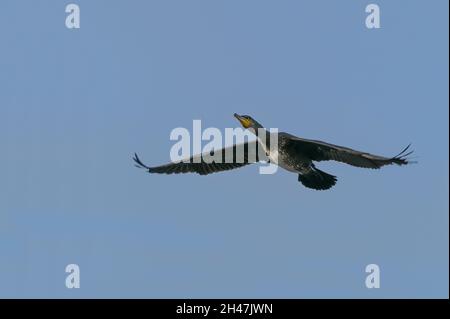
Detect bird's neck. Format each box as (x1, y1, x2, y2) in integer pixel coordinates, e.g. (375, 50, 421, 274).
(254, 127, 271, 149)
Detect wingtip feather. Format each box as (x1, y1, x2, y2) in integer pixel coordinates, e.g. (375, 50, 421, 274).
(133, 152, 151, 171)
(391, 144, 415, 165)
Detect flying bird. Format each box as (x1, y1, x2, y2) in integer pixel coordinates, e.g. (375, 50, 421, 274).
(133, 114, 413, 190)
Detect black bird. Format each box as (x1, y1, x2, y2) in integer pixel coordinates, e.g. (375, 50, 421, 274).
(133, 114, 413, 190)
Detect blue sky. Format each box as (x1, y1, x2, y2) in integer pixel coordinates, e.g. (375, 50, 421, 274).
(0, 0, 448, 298)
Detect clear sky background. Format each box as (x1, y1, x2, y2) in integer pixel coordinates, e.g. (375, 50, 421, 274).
(0, 0, 448, 298)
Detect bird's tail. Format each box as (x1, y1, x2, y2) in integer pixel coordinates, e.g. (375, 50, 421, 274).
(298, 166, 337, 190)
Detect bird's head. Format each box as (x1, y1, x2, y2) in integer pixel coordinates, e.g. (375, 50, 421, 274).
(234, 113, 263, 130)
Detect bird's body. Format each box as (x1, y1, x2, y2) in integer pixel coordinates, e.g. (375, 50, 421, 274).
(260, 132, 308, 173)
(134, 114, 413, 190)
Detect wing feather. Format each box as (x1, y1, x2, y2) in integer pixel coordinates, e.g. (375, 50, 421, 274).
(285, 135, 413, 169)
(134, 141, 267, 175)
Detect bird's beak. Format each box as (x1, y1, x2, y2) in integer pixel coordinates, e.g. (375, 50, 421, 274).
(234, 113, 252, 128)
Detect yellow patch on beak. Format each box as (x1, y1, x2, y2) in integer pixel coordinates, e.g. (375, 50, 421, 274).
(240, 118, 252, 128)
(234, 114, 252, 128)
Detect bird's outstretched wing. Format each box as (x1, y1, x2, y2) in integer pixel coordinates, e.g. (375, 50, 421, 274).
(133, 141, 267, 175)
(285, 135, 414, 169)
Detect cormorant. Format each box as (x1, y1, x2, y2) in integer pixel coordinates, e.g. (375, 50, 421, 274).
(133, 114, 413, 190)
